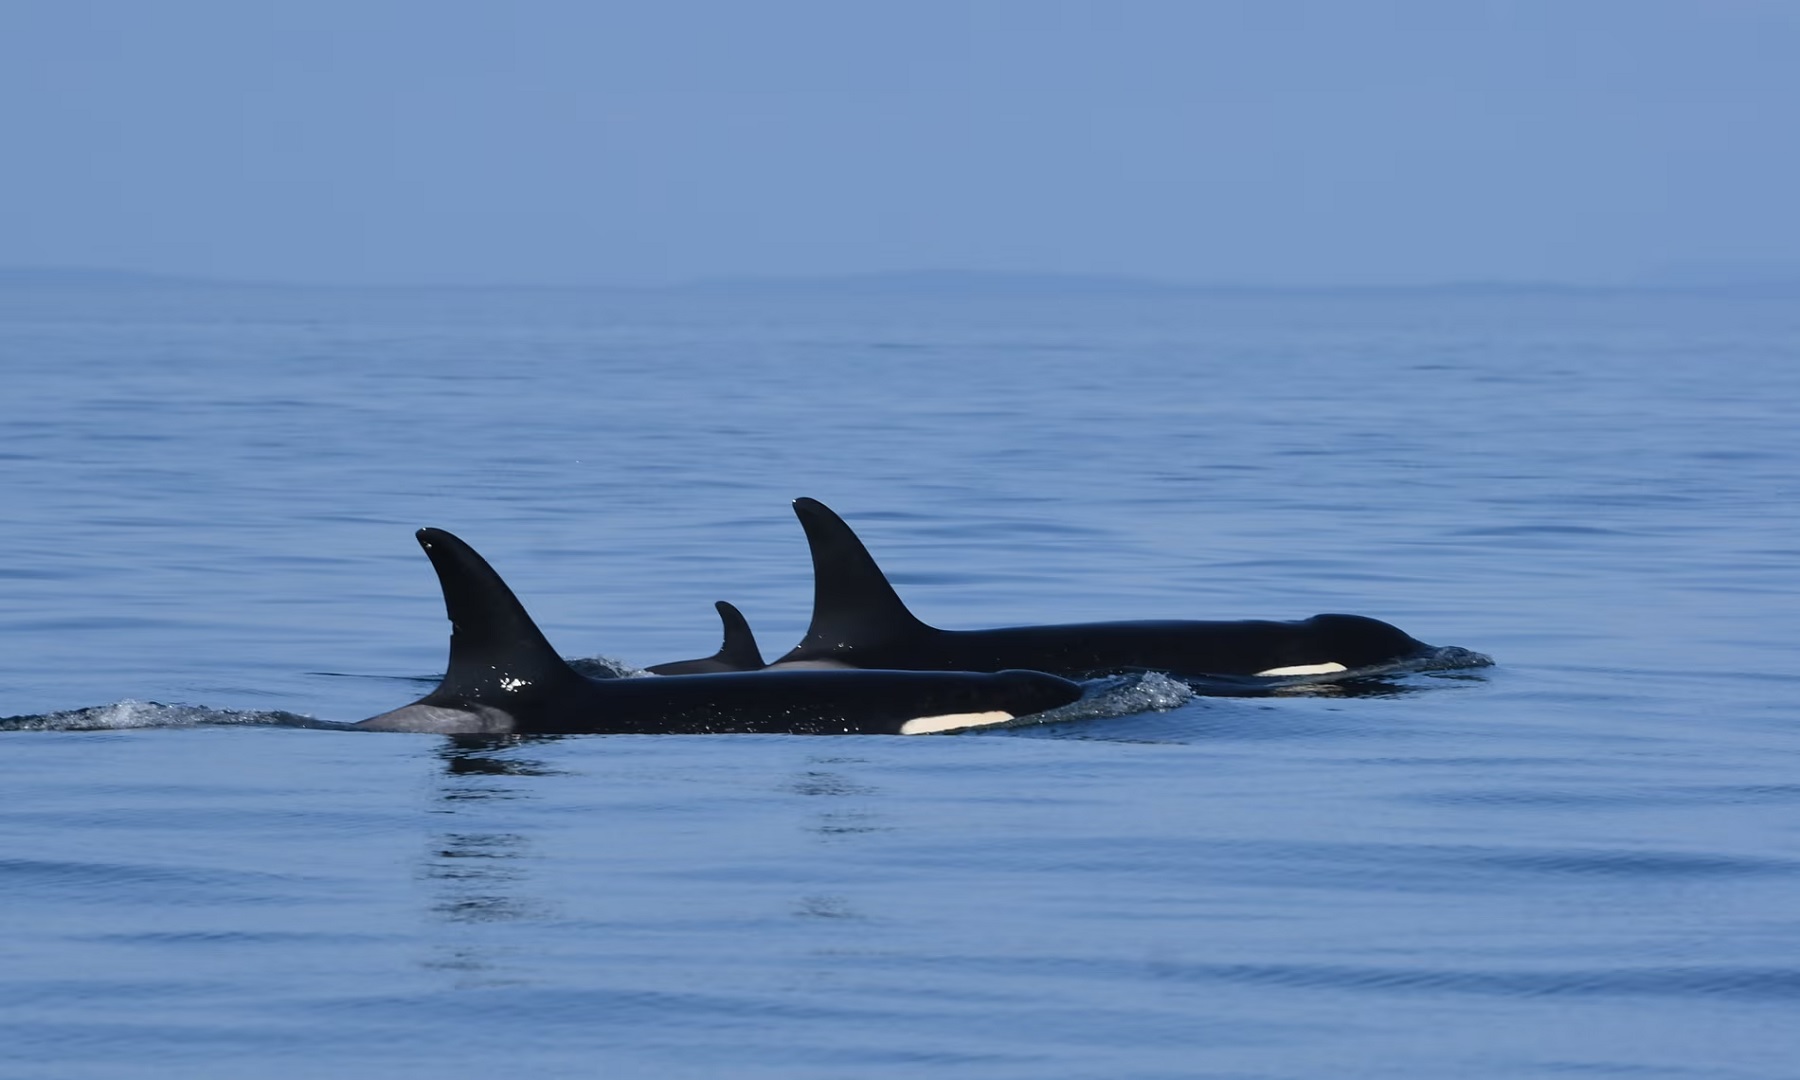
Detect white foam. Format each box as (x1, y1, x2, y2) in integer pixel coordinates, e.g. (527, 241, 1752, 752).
(0, 700, 326, 732)
(899, 710, 1014, 735)
(568, 654, 647, 678)
(1000, 672, 1194, 730)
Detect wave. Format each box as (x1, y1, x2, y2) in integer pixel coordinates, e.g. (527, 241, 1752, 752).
(1152, 960, 1800, 1001)
(1038, 672, 1196, 727)
(0, 701, 340, 732)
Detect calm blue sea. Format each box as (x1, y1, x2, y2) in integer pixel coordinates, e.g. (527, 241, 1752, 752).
(3, 281, 1798, 1078)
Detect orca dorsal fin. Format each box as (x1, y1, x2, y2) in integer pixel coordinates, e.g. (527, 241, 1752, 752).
(785, 498, 934, 657)
(711, 601, 767, 669)
(644, 600, 768, 674)
(414, 528, 579, 702)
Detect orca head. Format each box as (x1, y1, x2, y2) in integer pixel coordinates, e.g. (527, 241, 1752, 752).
(1302, 613, 1434, 670)
(354, 528, 586, 733)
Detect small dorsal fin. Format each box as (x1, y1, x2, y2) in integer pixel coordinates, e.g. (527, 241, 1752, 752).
(711, 601, 767, 669)
(784, 498, 933, 657)
(645, 600, 768, 674)
(414, 528, 578, 702)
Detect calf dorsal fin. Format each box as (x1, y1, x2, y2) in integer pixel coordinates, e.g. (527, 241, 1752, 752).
(708, 601, 766, 669)
(645, 601, 768, 673)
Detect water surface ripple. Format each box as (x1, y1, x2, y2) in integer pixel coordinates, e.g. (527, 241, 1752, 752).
(3, 284, 1798, 1079)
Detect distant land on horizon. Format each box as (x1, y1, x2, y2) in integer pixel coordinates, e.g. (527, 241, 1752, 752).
(2, 265, 1797, 296)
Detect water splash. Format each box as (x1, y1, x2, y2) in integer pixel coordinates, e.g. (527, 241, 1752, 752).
(565, 655, 644, 679)
(1012, 672, 1195, 730)
(0, 700, 334, 732)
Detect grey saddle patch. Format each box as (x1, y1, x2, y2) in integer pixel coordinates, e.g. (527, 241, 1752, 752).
(355, 702, 516, 734)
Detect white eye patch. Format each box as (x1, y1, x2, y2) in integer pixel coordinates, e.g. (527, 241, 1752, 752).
(1254, 662, 1348, 677)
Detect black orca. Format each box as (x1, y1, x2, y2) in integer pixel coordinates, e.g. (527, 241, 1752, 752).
(762, 498, 1484, 683)
(354, 528, 1083, 735)
(644, 601, 766, 675)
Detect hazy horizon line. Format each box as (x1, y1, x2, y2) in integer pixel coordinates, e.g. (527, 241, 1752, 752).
(4, 264, 1798, 296)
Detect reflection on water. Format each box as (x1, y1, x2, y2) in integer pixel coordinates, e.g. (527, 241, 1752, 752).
(787, 755, 889, 925)
(418, 739, 560, 984)
(792, 760, 891, 842)
(787, 754, 892, 938)
(1184, 671, 1489, 699)
(438, 734, 570, 774)
(787, 768, 877, 798)
(429, 831, 533, 912)
(807, 808, 888, 838)
(794, 893, 866, 920)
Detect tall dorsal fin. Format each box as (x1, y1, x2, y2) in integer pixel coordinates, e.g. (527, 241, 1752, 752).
(785, 498, 933, 656)
(644, 600, 768, 674)
(415, 528, 579, 702)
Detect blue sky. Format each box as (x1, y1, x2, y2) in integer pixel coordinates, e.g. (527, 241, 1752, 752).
(3, 0, 1796, 286)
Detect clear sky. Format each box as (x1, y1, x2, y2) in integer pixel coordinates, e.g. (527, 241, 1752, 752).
(3, 0, 1796, 287)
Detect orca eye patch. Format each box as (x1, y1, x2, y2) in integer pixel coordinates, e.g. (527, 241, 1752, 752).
(1254, 662, 1348, 677)
(899, 710, 1014, 736)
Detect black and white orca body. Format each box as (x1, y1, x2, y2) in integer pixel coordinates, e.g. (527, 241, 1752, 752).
(354, 529, 1083, 736)
(754, 498, 1474, 683)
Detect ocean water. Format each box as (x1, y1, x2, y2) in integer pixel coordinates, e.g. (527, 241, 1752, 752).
(2, 281, 1798, 1078)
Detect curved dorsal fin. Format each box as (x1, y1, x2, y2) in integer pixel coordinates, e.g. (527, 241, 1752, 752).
(785, 498, 933, 657)
(711, 600, 767, 669)
(415, 528, 577, 702)
(645, 600, 768, 674)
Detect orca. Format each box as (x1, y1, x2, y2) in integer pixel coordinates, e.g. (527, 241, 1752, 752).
(354, 528, 1084, 736)
(759, 498, 1486, 683)
(644, 601, 767, 675)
